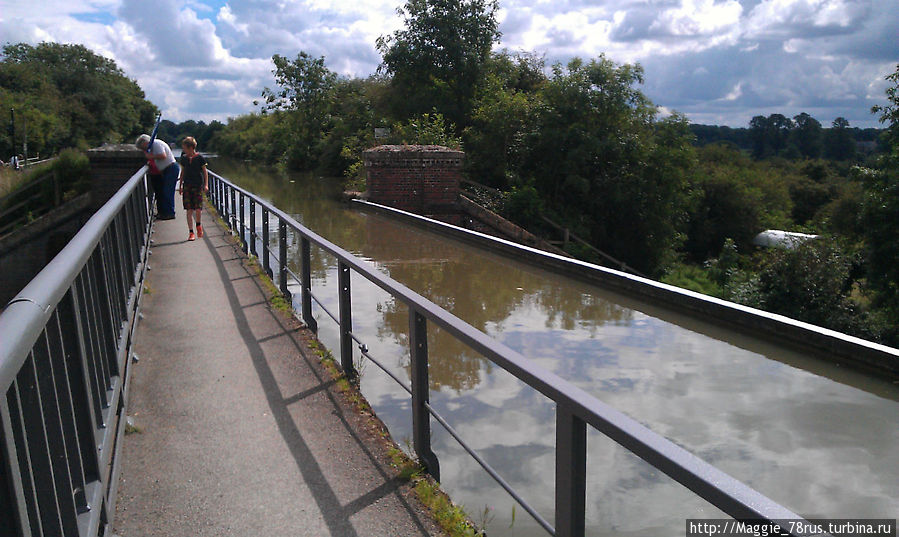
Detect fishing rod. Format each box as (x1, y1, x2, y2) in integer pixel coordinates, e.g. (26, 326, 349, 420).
(146, 113, 162, 152)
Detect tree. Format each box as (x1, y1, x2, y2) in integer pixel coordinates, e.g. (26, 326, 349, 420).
(749, 114, 793, 158)
(521, 56, 694, 276)
(737, 240, 867, 336)
(0, 42, 157, 155)
(377, 0, 501, 130)
(791, 112, 823, 159)
(825, 117, 856, 161)
(463, 51, 545, 188)
(261, 52, 338, 169)
(860, 64, 899, 337)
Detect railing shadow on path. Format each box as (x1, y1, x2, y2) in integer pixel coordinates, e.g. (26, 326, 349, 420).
(199, 227, 433, 537)
(113, 208, 440, 537)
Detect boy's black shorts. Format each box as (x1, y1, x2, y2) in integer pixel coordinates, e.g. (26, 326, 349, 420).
(182, 184, 204, 210)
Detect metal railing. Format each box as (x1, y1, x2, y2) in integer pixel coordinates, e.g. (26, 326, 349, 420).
(0, 166, 152, 537)
(208, 169, 820, 537)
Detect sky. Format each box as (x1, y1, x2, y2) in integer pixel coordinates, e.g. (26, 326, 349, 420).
(1, 0, 896, 128)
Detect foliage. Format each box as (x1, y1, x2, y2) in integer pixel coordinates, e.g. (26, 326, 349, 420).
(518, 56, 694, 276)
(0, 42, 157, 157)
(463, 51, 545, 188)
(155, 119, 224, 149)
(684, 143, 794, 260)
(661, 263, 724, 297)
(731, 240, 869, 337)
(377, 0, 500, 130)
(260, 52, 339, 169)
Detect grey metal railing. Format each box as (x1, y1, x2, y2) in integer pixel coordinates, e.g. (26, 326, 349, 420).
(0, 165, 152, 537)
(208, 170, 821, 537)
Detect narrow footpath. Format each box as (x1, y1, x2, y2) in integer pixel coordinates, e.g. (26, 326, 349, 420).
(113, 208, 444, 536)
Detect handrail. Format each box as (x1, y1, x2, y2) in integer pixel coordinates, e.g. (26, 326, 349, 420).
(208, 170, 820, 537)
(0, 165, 152, 537)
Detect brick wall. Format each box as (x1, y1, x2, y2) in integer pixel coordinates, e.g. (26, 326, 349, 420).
(88, 144, 147, 211)
(363, 145, 463, 213)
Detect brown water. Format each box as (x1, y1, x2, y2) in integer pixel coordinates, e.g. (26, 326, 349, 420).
(211, 160, 899, 536)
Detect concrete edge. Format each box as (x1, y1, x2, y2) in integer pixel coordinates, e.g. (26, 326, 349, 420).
(351, 198, 899, 380)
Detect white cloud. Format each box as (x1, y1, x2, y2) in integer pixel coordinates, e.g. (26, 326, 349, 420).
(0, 0, 892, 126)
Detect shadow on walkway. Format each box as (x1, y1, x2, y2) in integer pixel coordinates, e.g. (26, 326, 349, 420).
(114, 212, 443, 536)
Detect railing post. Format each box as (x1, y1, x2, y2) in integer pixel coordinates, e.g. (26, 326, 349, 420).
(229, 186, 236, 233)
(555, 407, 587, 537)
(409, 309, 439, 482)
(239, 192, 247, 254)
(300, 236, 317, 333)
(262, 208, 272, 278)
(249, 200, 257, 257)
(278, 219, 291, 304)
(338, 262, 355, 378)
(1, 397, 32, 536)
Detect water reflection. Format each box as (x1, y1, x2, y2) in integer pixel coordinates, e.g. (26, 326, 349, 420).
(210, 159, 899, 536)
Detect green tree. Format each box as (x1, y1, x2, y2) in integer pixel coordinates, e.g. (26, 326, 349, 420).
(522, 56, 694, 276)
(825, 117, 856, 161)
(377, 0, 501, 130)
(261, 52, 338, 169)
(791, 112, 823, 159)
(736, 240, 867, 335)
(860, 64, 899, 336)
(1, 42, 157, 156)
(463, 52, 545, 188)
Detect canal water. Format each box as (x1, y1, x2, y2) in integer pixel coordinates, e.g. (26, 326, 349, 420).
(210, 159, 899, 536)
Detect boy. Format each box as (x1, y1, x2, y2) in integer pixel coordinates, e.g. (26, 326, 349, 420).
(177, 137, 209, 241)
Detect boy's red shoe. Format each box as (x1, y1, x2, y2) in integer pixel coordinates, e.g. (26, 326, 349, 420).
(188, 231, 196, 241)
(197, 223, 204, 238)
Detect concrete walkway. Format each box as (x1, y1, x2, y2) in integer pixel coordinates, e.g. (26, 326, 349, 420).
(113, 209, 444, 536)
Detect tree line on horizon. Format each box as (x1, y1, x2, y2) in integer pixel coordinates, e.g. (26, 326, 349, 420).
(1, 0, 897, 347)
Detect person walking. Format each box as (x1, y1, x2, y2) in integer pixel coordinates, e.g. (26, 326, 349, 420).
(177, 136, 208, 241)
(136, 134, 179, 220)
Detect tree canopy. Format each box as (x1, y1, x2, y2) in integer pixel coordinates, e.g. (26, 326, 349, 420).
(1, 42, 157, 157)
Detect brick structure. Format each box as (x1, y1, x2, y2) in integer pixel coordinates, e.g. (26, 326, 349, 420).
(88, 144, 147, 211)
(363, 145, 463, 213)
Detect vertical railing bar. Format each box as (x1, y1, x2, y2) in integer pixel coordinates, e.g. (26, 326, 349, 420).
(59, 288, 102, 480)
(239, 192, 247, 254)
(409, 309, 439, 481)
(84, 259, 112, 395)
(1, 392, 33, 536)
(338, 262, 355, 378)
(91, 249, 119, 379)
(109, 219, 129, 322)
(77, 272, 109, 415)
(300, 236, 317, 333)
(262, 208, 272, 278)
(32, 331, 81, 536)
(18, 352, 67, 536)
(230, 186, 237, 234)
(249, 199, 257, 257)
(555, 408, 587, 537)
(47, 310, 89, 513)
(278, 219, 288, 297)
(6, 380, 40, 537)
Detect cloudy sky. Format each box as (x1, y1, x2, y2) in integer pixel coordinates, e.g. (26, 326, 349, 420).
(1, 0, 896, 128)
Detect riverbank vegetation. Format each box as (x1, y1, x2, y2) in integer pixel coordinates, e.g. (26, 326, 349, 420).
(2, 3, 896, 347)
(206, 1, 897, 346)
